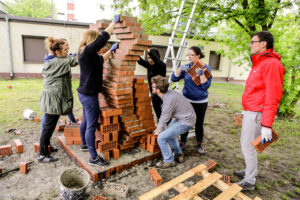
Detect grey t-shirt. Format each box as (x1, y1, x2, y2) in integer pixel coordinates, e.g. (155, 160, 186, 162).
(157, 90, 196, 130)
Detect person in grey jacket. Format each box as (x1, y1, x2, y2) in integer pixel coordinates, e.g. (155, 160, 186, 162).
(151, 75, 196, 168)
(38, 36, 77, 163)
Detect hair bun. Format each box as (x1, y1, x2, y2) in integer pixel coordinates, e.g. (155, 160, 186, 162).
(48, 36, 54, 43)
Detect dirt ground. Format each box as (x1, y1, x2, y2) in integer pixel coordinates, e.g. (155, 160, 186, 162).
(0, 92, 299, 200)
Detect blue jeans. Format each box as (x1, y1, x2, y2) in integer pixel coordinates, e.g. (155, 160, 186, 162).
(78, 92, 100, 159)
(157, 119, 192, 163)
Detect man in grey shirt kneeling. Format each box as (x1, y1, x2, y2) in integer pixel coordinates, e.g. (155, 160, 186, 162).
(152, 75, 196, 169)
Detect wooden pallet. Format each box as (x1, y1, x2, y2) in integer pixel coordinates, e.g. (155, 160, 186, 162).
(139, 164, 262, 200)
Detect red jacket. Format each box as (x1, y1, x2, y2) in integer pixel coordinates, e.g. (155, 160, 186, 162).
(242, 48, 285, 128)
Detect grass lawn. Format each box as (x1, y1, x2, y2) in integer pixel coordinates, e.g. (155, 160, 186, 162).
(0, 78, 299, 199)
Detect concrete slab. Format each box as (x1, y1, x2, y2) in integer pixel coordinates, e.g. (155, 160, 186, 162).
(57, 135, 161, 182)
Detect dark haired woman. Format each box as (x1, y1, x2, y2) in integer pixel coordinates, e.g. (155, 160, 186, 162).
(171, 46, 212, 154)
(39, 37, 78, 163)
(137, 48, 166, 121)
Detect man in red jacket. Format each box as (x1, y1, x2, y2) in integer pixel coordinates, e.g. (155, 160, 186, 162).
(234, 31, 285, 190)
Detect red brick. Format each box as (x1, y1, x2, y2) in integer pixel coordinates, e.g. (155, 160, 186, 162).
(20, 162, 29, 174)
(14, 139, 23, 153)
(134, 78, 145, 84)
(100, 115, 118, 125)
(139, 142, 147, 150)
(0, 145, 12, 156)
(97, 141, 118, 152)
(205, 160, 217, 172)
(115, 20, 135, 28)
(116, 33, 140, 40)
(116, 49, 144, 56)
(112, 149, 120, 159)
(101, 107, 122, 117)
(221, 175, 232, 185)
(34, 143, 51, 153)
(109, 58, 137, 66)
(119, 38, 152, 46)
(110, 98, 133, 105)
(89, 23, 108, 30)
(92, 195, 113, 200)
(149, 169, 162, 187)
(96, 131, 118, 143)
(252, 129, 279, 153)
(146, 143, 161, 154)
(122, 107, 134, 115)
(120, 115, 137, 122)
(234, 115, 243, 126)
(33, 117, 41, 122)
(119, 15, 138, 22)
(113, 54, 141, 61)
(100, 124, 119, 134)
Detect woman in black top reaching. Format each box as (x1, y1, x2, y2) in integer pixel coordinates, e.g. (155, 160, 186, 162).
(137, 48, 166, 121)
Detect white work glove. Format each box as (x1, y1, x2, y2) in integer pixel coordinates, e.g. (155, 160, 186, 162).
(261, 127, 272, 144)
(241, 111, 245, 116)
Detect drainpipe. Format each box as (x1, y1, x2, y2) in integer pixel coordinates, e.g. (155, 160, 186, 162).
(227, 58, 232, 81)
(6, 16, 14, 78)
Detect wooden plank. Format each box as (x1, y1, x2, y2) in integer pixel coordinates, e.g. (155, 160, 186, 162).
(171, 172, 222, 200)
(173, 184, 203, 200)
(198, 170, 255, 200)
(139, 164, 207, 200)
(213, 183, 242, 200)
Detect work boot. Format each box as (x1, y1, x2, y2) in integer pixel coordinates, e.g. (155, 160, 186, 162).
(175, 153, 184, 163)
(155, 160, 176, 169)
(237, 179, 255, 191)
(38, 155, 59, 163)
(89, 155, 109, 166)
(233, 169, 245, 178)
(80, 144, 88, 151)
(197, 143, 205, 155)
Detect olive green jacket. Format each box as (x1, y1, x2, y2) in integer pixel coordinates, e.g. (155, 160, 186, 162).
(40, 55, 78, 115)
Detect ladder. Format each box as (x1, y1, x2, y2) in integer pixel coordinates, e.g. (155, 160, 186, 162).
(163, 0, 198, 90)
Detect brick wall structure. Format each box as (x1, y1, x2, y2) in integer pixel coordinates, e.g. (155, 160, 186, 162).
(90, 16, 157, 154)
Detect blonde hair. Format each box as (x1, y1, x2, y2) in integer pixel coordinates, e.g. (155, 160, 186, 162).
(45, 36, 65, 56)
(77, 30, 100, 55)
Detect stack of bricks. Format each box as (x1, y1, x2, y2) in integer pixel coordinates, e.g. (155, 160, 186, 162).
(96, 107, 122, 160)
(89, 16, 158, 154)
(64, 123, 81, 145)
(146, 134, 160, 153)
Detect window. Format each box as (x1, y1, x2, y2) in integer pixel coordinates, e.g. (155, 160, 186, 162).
(209, 51, 221, 70)
(23, 36, 47, 63)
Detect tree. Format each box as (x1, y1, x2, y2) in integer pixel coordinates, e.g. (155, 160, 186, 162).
(6, 0, 56, 19)
(110, 0, 299, 117)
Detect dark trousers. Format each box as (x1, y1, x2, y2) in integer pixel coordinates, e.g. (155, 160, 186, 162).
(151, 94, 163, 121)
(78, 92, 99, 159)
(41, 111, 76, 131)
(181, 102, 208, 144)
(39, 113, 60, 156)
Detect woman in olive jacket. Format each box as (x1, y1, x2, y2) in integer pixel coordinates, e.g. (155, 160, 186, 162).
(39, 37, 77, 163)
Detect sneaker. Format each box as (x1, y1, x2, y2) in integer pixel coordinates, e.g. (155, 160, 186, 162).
(80, 144, 88, 151)
(50, 145, 58, 152)
(155, 160, 176, 169)
(237, 180, 255, 191)
(234, 170, 245, 178)
(89, 155, 109, 166)
(175, 153, 184, 163)
(197, 144, 205, 155)
(38, 155, 59, 163)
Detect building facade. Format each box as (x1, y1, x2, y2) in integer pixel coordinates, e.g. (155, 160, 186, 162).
(0, 14, 249, 81)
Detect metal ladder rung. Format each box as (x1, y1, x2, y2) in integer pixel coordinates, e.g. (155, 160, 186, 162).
(174, 29, 188, 34)
(167, 44, 188, 48)
(185, 0, 197, 4)
(166, 57, 189, 61)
